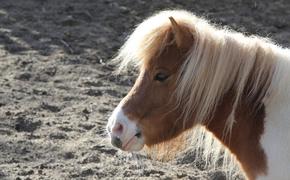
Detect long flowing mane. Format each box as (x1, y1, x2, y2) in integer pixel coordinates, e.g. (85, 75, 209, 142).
(114, 10, 276, 130)
(113, 10, 277, 177)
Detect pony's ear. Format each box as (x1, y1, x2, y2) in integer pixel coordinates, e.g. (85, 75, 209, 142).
(169, 17, 193, 52)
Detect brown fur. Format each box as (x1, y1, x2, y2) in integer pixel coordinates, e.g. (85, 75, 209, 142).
(206, 89, 267, 180)
(122, 27, 192, 145)
(120, 16, 273, 180)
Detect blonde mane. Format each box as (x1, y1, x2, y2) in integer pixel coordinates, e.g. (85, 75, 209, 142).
(114, 10, 275, 132)
(113, 10, 277, 177)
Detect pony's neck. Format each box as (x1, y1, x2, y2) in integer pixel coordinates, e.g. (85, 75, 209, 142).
(204, 45, 290, 180)
(205, 89, 267, 180)
(256, 46, 290, 179)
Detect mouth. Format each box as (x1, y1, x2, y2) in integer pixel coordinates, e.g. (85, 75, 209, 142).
(135, 131, 142, 138)
(122, 131, 143, 151)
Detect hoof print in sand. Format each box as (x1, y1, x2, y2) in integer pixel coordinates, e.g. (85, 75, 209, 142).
(63, 151, 75, 160)
(40, 102, 61, 113)
(78, 123, 95, 130)
(14, 117, 41, 133)
(49, 132, 68, 140)
(15, 73, 32, 81)
(91, 145, 117, 155)
(79, 153, 100, 164)
(85, 89, 102, 97)
(80, 168, 94, 177)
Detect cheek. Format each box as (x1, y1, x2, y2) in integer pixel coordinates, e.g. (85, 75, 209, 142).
(150, 84, 175, 107)
(141, 118, 166, 145)
(123, 77, 180, 145)
(140, 109, 182, 145)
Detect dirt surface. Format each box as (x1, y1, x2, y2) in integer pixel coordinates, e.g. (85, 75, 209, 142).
(1, 0, 290, 179)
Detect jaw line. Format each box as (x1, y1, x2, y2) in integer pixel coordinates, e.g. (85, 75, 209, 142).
(122, 135, 144, 152)
(122, 135, 137, 151)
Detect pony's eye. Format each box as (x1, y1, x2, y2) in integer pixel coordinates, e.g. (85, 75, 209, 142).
(154, 73, 169, 82)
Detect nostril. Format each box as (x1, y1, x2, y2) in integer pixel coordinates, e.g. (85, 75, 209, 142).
(111, 136, 122, 148)
(112, 122, 123, 136)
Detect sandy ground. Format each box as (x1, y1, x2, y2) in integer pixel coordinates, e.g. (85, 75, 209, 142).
(1, 0, 290, 179)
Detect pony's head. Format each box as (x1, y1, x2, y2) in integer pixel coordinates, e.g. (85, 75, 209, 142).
(107, 11, 199, 151)
(106, 10, 274, 158)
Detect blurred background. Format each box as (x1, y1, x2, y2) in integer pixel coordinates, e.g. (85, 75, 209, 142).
(0, 0, 290, 179)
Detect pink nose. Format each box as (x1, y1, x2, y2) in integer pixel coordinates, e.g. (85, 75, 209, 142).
(111, 122, 124, 137)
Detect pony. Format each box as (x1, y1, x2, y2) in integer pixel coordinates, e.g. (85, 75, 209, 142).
(106, 10, 290, 180)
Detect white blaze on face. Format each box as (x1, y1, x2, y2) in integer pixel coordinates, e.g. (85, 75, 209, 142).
(107, 104, 144, 151)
